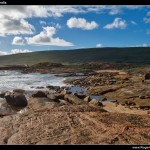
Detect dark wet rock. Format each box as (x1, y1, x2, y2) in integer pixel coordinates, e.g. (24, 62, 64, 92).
(36, 87, 44, 89)
(139, 106, 150, 110)
(139, 95, 146, 99)
(110, 100, 118, 103)
(5, 94, 28, 108)
(55, 73, 76, 77)
(54, 93, 64, 99)
(46, 85, 60, 91)
(64, 94, 85, 105)
(145, 73, 150, 80)
(0, 92, 6, 98)
(76, 94, 87, 99)
(32, 91, 48, 98)
(102, 98, 107, 101)
(89, 99, 103, 107)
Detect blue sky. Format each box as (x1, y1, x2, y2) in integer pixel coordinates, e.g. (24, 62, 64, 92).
(0, 5, 150, 55)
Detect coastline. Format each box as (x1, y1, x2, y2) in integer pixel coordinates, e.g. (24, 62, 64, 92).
(0, 64, 150, 144)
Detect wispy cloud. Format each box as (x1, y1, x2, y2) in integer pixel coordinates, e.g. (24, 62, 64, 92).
(143, 17, 150, 23)
(67, 17, 98, 30)
(96, 43, 102, 47)
(11, 49, 32, 54)
(130, 43, 148, 47)
(104, 18, 127, 29)
(146, 11, 150, 16)
(39, 20, 46, 25)
(131, 20, 137, 25)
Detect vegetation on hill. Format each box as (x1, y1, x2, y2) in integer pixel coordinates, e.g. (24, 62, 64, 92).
(0, 47, 150, 66)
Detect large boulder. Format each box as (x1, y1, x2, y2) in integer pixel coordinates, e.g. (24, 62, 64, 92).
(5, 94, 28, 108)
(28, 97, 58, 111)
(0, 101, 16, 116)
(64, 94, 85, 105)
(54, 93, 64, 99)
(47, 93, 57, 100)
(145, 73, 150, 80)
(47, 93, 60, 102)
(89, 99, 103, 107)
(60, 89, 71, 95)
(32, 91, 48, 97)
(83, 96, 91, 102)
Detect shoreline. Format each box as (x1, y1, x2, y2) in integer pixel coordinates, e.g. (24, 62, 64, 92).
(0, 68, 150, 115)
(0, 67, 150, 144)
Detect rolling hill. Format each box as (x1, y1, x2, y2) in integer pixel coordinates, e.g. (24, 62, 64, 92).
(0, 47, 150, 66)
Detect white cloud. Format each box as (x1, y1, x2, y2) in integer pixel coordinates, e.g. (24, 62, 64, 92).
(104, 18, 127, 29)
(142, 43, 148, 47)
(131, 43, 148, 47)
(0, 15, 35, 36)
(12, 36, 25, 45)
(0, 49, 32, 55)
(0, 51, 8, 55)
(109, 6, 121, 15)
(147, 11, 150, 16)
(96, 43, 102, 47)
(39, 20, 46, 25)
(11, 49, 32, 54)
(0, 6, 147, 36)
(0, 6, 86, 19)
(67, 17, 98, 30)
(143, 17, 150, 23)
(0, 5, 147, 20)
(131, 20, 137, 25)
(86, 5, 145, 16)
(25, 26, 74, 46)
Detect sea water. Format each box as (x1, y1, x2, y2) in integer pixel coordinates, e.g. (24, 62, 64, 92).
(0, 70, 69, 92)
(0, 70, 112, 102)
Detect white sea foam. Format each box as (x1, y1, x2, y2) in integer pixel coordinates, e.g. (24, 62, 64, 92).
(0, 70, 69, 92)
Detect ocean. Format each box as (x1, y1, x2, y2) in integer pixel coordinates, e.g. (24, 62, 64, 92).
(0, 70, 69, 92)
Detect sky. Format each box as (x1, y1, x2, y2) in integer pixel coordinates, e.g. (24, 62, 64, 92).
(0, 5, 150, 55)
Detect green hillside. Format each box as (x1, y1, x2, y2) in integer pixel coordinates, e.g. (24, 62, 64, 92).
(0, 47, 150, 66)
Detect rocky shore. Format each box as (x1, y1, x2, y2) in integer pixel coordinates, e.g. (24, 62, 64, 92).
(0, 84, 150, 144)
(65, 70, 150, 111)
(0, 62, 150, 144)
